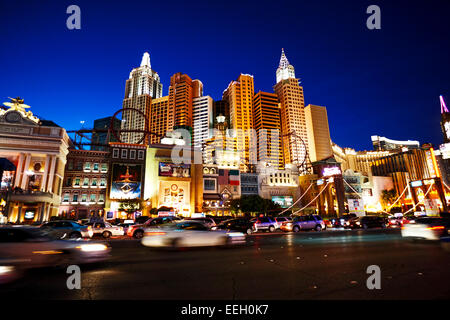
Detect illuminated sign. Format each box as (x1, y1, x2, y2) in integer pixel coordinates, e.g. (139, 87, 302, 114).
(24, 210, 35, 219)
(272, 196, 293, 208)
(425, 149, 438, 178)
(445, 121, 450, 140)
(348, 199, 364, 215)
(411, 180, 423, 187)
(322, 167, 341, 177)
(317, 179, 324, 186)
(110, 163, 142, 199)
(159, 162, 190, 177)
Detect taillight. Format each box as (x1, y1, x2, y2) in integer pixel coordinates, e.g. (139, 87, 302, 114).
(426, 226, 445, 230)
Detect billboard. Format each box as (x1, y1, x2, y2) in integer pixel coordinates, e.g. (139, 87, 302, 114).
(272, 196, 293, 208)
(348, 198, 365, 216)
(110, 163, 142, 199)
(158, 162, 190, 177)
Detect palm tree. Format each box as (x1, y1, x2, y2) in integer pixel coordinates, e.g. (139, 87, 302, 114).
(380, 189, 398, 211)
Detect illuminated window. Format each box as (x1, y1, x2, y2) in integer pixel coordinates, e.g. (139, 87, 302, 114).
(121, 149, 127, 159)
(112, 149, 119, 158)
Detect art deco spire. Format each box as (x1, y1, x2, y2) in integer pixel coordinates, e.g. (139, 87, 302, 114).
(440, 95, 449, 114)
(140, 52, 151, 68)
(279, 48, 290, 69)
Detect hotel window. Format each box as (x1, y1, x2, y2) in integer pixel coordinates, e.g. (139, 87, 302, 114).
(63, 193, 70, 202)
(84, 162, 91, 171)
(66, 177, 72, 187)
(91, 179, 97, 187)
(100, 179, 106, 187)
(138, 150, 145, 160)
(74, 178, 80, 187)
(130, 150, 136, 159)
(101, 163, 108, 172)
(204, 179, 216, 191)
(90, 194, 96, 202)
(76, 162, 83, 170)
(98, 194, 105, 202)
(68, 161, 73, 170)
(83, 178, 89, 187)
(93, 163, 99, 171)
(121, 149, 127, 159)
(112, 148, 119, 158)
(81, 194, 87, 202)
(72, 193, 78, 202)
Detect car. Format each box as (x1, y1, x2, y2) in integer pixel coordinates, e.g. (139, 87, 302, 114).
(252, 216, 277, 232)
(346, 216, 387, 229)
(40, 220, 93, 239)
(0, 227, 111, 272)
(135, 216, 151, 224)
(187, 217, 216, 229)
(274, 217, 292, 229)
(280, 215, 326, 232)
(141, 220, 245, 248)
(336, 214, 357, 228)
(85, 222, 124, 238)
(116, 222, 135, 235)
(212, 218, 254, 235)
(127, 216, 181, 239)
(401, 217, 450, 240)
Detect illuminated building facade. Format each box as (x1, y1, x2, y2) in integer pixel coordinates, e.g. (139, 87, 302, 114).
(60, 149, 109, 219)
(0, 98, 70, 223)
(192, 95, 213, 151)
(253, 91, 284, 169)
(204, 115, 239, 168)
(121, 52, 163, 144)
(305, 104, 332, 162)
(223, 74, 255, 172)
(168, 73, 203, 133)
(371, 135, 420, 151)
(145, 144, 203, 217)
(370, 146, 447, 214)
(438, 95, 450, 188)
(106, 142, 147, 220)
(149, 96, 169, 144)
(273, 49, 308, 167)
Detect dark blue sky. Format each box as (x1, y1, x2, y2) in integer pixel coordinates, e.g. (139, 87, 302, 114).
(1, 0, 449, 151)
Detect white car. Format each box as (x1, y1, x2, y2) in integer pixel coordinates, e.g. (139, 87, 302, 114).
(141, 220, 245, 248)
(401, 217, 450, 240)
(0, 227, 111, 271)
(86, 222, 124, 238)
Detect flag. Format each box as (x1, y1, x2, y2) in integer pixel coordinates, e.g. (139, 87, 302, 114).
(228, 170, 240, 186)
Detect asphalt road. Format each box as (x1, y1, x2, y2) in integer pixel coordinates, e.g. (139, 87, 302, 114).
(2, 228, 450, 300)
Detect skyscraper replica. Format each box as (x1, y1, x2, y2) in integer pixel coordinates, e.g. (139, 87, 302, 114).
(121, 52, 163, 144)
(273, 49, 309, 168)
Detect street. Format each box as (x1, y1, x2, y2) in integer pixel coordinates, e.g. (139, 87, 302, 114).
(1, 228, 450, 300)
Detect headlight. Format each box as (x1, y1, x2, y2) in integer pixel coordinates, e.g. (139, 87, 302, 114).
(0, 266, 15, 275)
(227, 232, 244, 237)
(356, 222, 360, 225)
(76, 244, 108, 252)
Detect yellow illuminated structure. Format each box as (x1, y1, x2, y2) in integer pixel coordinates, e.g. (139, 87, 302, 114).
(150, 96, 169, 144)
(223, 74, 255, 172)
(305, 104, 333, 162)
(273, 49, 308, 166)
(253, 91, 284, 169)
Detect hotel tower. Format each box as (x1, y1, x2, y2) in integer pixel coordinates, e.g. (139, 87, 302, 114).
(121, 52, 163, 144)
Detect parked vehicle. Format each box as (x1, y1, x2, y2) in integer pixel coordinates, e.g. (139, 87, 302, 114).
(252, 216, 277, 232)
(85, 222, 124, 238)
(274, 217, 292, 229)
(141, 220, 245, 248)
(337, 214, 357, 228)
(0, 227, 111, 272)
(40, 220, 93, 239)
(346, 216, 388, 229)
(187, 217, 216, 229)
(401, 217, 450, 240)
(127, 216, 181, 239)
(280, 215, 326, 232)
(212, 218, 254, 235)
(116, 222, 135, 235)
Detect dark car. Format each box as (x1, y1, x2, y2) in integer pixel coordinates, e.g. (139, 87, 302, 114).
(127, 216, 181, 238)
(212, 218, 254, 235)
(346, 216, 387, 229)
(40, 220, 93, 239)
(338, 214, 358, 228)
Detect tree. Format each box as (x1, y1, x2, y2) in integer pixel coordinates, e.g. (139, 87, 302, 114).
(230, 195, 281, 216)
(380, 189, 398, 210)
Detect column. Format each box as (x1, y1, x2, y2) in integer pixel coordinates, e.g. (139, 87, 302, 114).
(14, 153, 24, 187)
(20, 153, 32, 190)
(41, 155, 50, 192)
(16, 205, 22, 224)
(46, 156, 57, 193)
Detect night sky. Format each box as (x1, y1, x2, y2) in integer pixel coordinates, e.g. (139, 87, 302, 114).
(1, 0, 449, 151)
